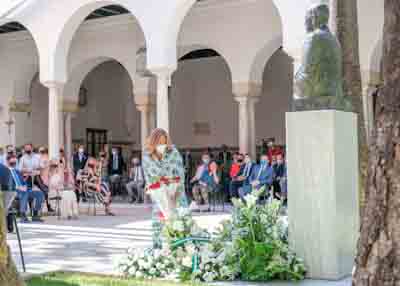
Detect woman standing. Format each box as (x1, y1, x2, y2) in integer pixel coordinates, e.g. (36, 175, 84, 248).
(142, 128, 187, 248)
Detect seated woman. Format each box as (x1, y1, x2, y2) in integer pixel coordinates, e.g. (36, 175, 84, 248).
(48, 160, 78, 219)
(77, 157, 114, 216)
(191, 155, 220, 212)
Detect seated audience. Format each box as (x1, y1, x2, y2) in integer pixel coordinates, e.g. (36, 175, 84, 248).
(273, 154, 287, 202)
(108, 147, 125, 195)
(78, 157, 114, 216)
(126, 157, 145, 204)
(230, 154, 253, 199)
(239, 154, 274, 199)
(190, 154, 219, 212)
(8, 154, 44, 223)
(73, 145, 87, 202)
(49, 160, 78, 219)
(266, 138, 283, 163)
(98, 151, 109, 181)
(36, 146, 53, 212)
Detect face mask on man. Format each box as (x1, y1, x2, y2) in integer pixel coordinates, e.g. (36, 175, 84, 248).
(25, 150, 32, 155)
(79, 148, 84, 154)
(202, 158, 210, 165)
(260, 159, 268, 165)
(156, 144, 167, 155)
(9, 161, 17, 168)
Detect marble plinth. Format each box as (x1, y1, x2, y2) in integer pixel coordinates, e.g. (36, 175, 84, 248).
(286, 110, 359, 280)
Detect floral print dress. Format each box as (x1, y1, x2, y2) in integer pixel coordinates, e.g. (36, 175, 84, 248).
(142, 146, 188, 248)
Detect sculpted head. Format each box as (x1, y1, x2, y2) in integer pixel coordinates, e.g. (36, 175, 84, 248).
(305, 9, 314, 33)
(308, 3, 329, 30)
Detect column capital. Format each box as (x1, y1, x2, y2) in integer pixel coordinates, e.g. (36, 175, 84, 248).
(135, 95, 155, 106)
(42, 81, 65, 89)
(62, 100, 79, 113)
(148, 67, 175, 83)
(136, 103, 152, 113)
(234, 95, 260, 104)
(233, 81, 262, 98)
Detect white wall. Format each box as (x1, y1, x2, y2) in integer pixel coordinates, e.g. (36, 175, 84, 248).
(170, 56, 238, 149)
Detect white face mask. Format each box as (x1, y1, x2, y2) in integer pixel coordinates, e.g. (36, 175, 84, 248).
(79, 149, 84, 154)
(156, 144, 167, 155)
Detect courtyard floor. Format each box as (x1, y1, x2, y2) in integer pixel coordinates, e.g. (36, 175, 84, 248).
(8, 203, 351, 285)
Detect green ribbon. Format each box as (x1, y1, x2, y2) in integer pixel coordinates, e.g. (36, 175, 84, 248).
(170, 236, 211, 272)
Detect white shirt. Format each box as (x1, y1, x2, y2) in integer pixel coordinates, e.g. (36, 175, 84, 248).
(18, 153, 40, 173)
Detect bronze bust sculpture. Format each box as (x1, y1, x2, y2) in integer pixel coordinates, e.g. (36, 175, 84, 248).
(295, 3, 343, 98)
(294, 3, 351, 110)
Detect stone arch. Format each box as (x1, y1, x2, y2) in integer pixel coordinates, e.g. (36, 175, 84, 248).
(249, 35, 284, 85)
(65, 55, 136, 104)
(69, 58, 140, 153)
(176, 0, 283, 84)
(171, 47, 237, 148)
(256, 48, 293, 145)
(48, 1, 147, 84)
(177, 45, 233, 83)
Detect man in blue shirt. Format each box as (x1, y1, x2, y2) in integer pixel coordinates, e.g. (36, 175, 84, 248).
(8, 154, 44, 223)
(239, 154, 274, 199)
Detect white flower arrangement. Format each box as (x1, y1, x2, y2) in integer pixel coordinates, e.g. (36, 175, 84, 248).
(118, 193, 305, 283)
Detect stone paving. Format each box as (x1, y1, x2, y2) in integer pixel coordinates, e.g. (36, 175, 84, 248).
(7, 202, 351, 285)
(8, 203, 230, 275)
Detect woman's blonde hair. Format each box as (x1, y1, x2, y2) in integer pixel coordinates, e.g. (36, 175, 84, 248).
(145, 128, 173, 155)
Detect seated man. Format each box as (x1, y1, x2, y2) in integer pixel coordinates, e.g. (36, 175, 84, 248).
(272, 154, 286, 200)
(190, 154, 219, 212)
(8, 154, 44, 223)
(239, 154, 274, 199)
(126, 157, 145, 204)
(230, 154, 253, 199)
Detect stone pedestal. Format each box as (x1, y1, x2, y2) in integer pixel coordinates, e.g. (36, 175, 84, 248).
(286, 110, 359, 280)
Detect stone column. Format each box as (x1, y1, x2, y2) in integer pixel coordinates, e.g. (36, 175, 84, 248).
(134, 75, 156, 148)
(45, 82, 63, 159)
(152, 69, 172, 132)
(233, 81, 260, 158)
(235, 96, 250, 155)
(58, 96, 64, 151)
(64, 112, 73, 167)
(248, 97, 259, 158)
(136, 104, 151, 147)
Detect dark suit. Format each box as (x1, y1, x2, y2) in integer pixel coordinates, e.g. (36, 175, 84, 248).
(0, 163, 14, 232)
(73, 153, 88, 175)
(108, 154, 125, 176)
(240, 163, 274, 198)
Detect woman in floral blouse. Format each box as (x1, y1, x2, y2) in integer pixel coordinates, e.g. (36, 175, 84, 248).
(142, 128, 187, 248)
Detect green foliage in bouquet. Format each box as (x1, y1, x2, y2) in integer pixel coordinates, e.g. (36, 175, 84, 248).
(213, 189, 306, 281)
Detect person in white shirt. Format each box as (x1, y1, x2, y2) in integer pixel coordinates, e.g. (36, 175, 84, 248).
(18, 144, 41, 191)
(126, 157, 145, 203)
